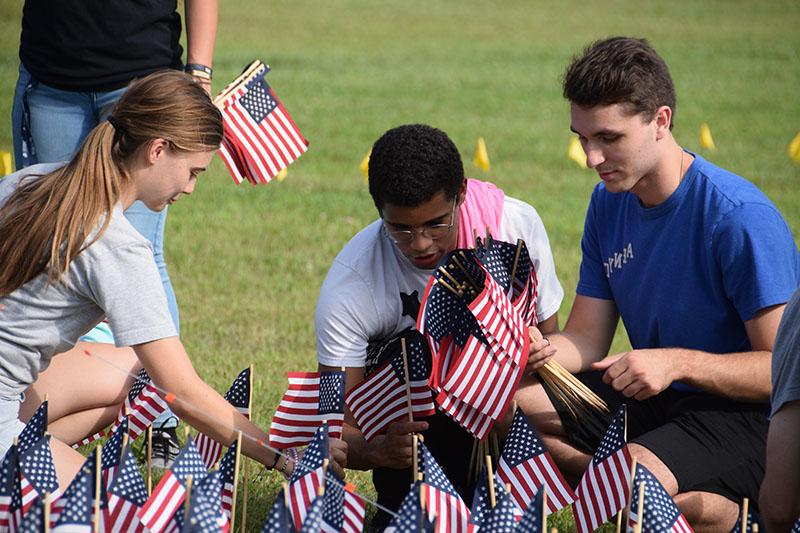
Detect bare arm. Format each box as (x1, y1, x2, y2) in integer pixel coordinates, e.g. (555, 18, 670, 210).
(528, 295, 619, 373)
(760, 401, 800, 531)
(184, 0, 218, 93)
(136, 337, 347, 476)
(593, 304, 783, 402)
(319, 363, 427, 471)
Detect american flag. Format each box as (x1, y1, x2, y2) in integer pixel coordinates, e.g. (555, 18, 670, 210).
(19, 436, 60, 518)
(792, 516, 800, 533)
(321, 473, 365, 533)
(628, 464, 692, 533)
(181, 473, 226, 533)
(729, 503, 762, 533)
(475, 492, 518, 533)
(476, 239, 538, 326)
(101, 417, 129, 490)
(435, 390, 493, 440)
(195, 368, 251, 469)
(106, 445, 148, 533)
(420, 444, 470, 533)
(572, 405, 632, 533)
(52, 452, 96, 532)
(217, 439, 238, 522)
(218, 62, 309, 185)
(516, 488, 545, 533)
(298, 493, 325, 533)
(17, 401, 47, 453)
(469, 466, 521, 530)
(0, 444, 22, 531)
(496, 408, 575, 515)
(113, 369, 169, 440)
(261, 489, 296, 533)
(269, 371, 345, 448)
(287, 424, 328, 530)
(137, 439, 207, 532)
(16, 495, 46, 533)
(345, 334, 435, 441)
(385, 482, 435, 533)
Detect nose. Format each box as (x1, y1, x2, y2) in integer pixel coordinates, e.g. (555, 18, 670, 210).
(409, 230, 434, 252)
(183, 180, 197, 195)
(584, 143, 605, 169)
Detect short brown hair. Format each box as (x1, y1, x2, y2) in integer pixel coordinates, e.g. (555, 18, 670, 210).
(563, 37, 676, 129)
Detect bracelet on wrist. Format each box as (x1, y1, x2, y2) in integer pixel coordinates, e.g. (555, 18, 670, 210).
(268, 451, 280, 470)
(184, 63, 212, 77)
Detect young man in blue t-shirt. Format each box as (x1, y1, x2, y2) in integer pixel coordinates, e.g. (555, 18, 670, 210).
(517, 37, 800, 530)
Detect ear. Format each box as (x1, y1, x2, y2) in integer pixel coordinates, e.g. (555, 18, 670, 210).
(457, 178, 468, 205)
(654, 106, 673, 140)
(145, 138, 170, 165)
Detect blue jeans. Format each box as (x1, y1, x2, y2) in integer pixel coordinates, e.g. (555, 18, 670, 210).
(12, 63, 180, 331)
(12, 64, 178, 428)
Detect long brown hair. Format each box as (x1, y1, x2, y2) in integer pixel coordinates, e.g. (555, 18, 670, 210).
(0, 70, 223, 296)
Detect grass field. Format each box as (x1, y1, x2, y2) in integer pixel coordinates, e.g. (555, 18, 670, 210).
(1, 1, 799, 530)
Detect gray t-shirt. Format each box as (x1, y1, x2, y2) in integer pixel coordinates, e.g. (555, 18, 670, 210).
(771, 286, 800, 417)
(0, 163, 176, 397)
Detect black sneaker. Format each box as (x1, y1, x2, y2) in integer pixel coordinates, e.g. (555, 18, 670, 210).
(151, 424, 181, 469)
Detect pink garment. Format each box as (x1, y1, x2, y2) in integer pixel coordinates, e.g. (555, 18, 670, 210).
(456, 178, 506, 248)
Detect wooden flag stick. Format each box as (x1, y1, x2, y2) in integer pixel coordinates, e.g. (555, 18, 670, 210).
(473, 228, 480, 247)
(184, 474, 194, 523)
(542, 488, 548, 533)
(240, 364, 255, 533)
(213, 60, 264, 107)
(509, 239, 524, 292)
(485, 226, 492, 251)
(94, 446, 102, 533)
(44, 394, 49, 433)
(625, 457, 639, 516)
(229, 431, 243, 530)
(485, 455, 496, 508)
(437, 266, 465, 294)
(412, 434, 419, 485)
(633, 481, 645, 533)
(615, 510, 623, 533)
(401, 338, 415, 424)
(450, 255, 481, 293)
(146, 425, 153, 495)
(741, 498, 749, 533)
(435, 277, 461, 297)
(44, 492, 51, 533)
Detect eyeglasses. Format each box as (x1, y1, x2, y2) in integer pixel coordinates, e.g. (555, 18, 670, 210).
(384, 199, 457, 244)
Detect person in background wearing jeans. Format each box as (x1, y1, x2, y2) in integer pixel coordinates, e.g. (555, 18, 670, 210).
(10, 0, 218, 467)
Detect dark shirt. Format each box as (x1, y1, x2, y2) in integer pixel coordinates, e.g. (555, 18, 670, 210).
(20, 0, 183, 91)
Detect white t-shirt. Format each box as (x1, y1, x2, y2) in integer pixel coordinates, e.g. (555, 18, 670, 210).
(0, 164, 176, 397)
(316, 196, 564, 368)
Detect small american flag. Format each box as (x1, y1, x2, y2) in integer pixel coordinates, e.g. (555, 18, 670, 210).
(195, 368, 251, 469)
(385, 482, 435, 533)
(261, 489, 296, 533)
(0, 445, 21, 531)
(287, 424, 328, 530)
(16, 495, 46, 533)
(516, 488, 545, 533)
(192, 471, 228, 532)
(321, 473, 365, 533)
(628, 464, 693, 533)
(137, 440, 207, 532)
(298, 493, 325, 533)
(469, 466, 521, 529)
(217, 439, 238, 523)
(475, 492, 518, 533)
(476, 239, 538, 326)
(182, 472, 227, 533)
(110, 369, 168, 440)
(572, 405, 632, 533)
(729, 503, 762, 533)
(269, 371, 345, 448)
(100, 417, 129, 490)
(421, 444, 471, 533)
(496, 408, 575, 515)
(106, 444, 148, 533)
(52, 452, 96, 532)
(19, 436, 60, 518)
(17, 401, 47, 454)
(218, 62, 309, 185)
(792, 516, 800, 533)
(345, 334, 435, 441)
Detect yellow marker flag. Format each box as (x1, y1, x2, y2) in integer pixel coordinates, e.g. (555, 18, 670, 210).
(568, 136, 587, 168)
(276, 167, 288, 181)
(700, 123, 716, 150)
(788, 132, 800, 164)
(360, 150, 371, 184)
(0, 151, 12, 176)
(473, 137, 491, 172)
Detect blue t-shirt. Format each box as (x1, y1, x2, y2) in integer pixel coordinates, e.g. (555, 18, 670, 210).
(577, 153, 800, 358)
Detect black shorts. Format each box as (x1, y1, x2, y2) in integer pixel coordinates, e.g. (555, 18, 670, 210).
(552, 371, 768, 507)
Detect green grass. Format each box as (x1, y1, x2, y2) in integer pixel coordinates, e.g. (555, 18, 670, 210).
(1, 0, 799, 530)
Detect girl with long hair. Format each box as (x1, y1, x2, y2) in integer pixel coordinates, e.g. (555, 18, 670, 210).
(0, 70, 346, 485)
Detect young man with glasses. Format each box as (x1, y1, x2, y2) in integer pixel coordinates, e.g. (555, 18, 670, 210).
(315, 124, 563, 528)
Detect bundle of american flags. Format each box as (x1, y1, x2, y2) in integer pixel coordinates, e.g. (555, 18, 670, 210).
(416, 238, 535, 439)
(214, 60, 309, 185)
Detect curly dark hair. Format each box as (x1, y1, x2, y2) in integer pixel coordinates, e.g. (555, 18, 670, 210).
(368, 124, 465, 212)
(563, 37, 677, 129)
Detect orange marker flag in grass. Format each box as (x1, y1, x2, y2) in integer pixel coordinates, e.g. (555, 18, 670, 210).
(700, 123, 716, 150)
(0, 151, 12, 176)
(276, 168, 288, 181)
(474, 137, 491, 172)
(360, 149, 371, 184)
(568, 136, 587, 168)
(788, 132, 800, 164)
